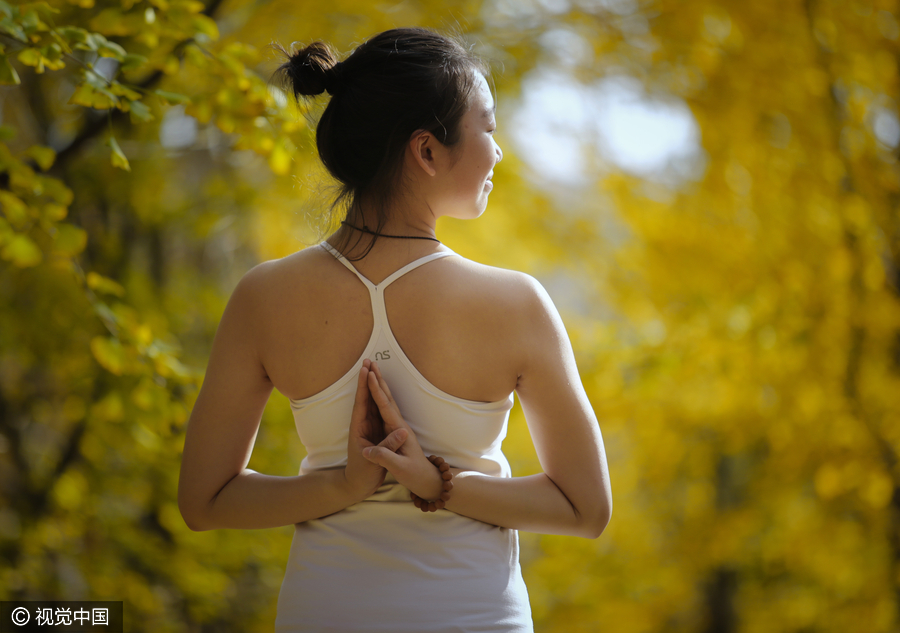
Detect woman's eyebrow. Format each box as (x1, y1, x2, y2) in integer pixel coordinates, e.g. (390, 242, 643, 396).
(482, 103, 497, 119)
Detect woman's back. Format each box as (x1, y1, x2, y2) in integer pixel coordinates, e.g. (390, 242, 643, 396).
(252, 240, 531, 406)
(266, 241, 535, 632)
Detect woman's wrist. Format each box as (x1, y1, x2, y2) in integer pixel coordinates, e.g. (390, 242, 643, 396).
(340, 466, 379, 504)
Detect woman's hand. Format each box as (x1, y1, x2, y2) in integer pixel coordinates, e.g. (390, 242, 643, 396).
(361, 361, 445, 501)
(344, 359, 408, 500)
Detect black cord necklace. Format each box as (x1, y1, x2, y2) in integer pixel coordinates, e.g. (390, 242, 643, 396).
(341, 220, 440, 243)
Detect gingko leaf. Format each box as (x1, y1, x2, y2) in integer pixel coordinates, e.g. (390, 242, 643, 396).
(0, 56, 19, 84)
(17, 47, 44, 71)
(106, 135, 130, 171)
(90, 335, 125, 375)
(0, 191, 29, 227)
(120, 53, 147, 72)
(191, 14, 218, 41)
(1, 233, 42, 267)
(86, 271, 125, 297)
(68, 81, 118, 109)
(109, 81, 141, 100)
(42, 203, 67, 221)
(96, 39, 126, 60)
(126, 98, 153, 123)
(56, 25, 88, 45)
(52, 222, 87, 255)
(0, 17, 26, 42)
(90, 391, 123, 422)
(155, 89, 190, 105)
(25, 144, 55, 170)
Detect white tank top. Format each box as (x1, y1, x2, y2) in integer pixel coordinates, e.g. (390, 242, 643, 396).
(274, 242, 534, 632)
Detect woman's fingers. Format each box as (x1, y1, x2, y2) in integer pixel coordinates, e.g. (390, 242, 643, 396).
(349, 364, 370, 426)
(369, 361, 396, 405)
(367, 368, 411, 432)
(378, 428, 408, 453)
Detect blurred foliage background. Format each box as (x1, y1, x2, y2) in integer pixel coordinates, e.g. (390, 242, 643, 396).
(1, 0, 899, 630)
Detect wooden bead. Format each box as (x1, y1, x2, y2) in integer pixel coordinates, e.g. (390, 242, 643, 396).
(410, 454, 454, 512)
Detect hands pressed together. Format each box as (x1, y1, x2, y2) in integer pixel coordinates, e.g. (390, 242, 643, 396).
(344, 359, 448, 504)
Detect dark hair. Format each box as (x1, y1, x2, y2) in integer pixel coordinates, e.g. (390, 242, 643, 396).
(270, 27, 490, 259)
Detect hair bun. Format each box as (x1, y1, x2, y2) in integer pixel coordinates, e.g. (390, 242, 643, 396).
(274, 41, 341, 99)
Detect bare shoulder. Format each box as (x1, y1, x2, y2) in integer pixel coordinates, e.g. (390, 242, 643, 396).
(227, 244, 334, 306)
(448, 257, 546, 305)
(439, 255, 548, 311)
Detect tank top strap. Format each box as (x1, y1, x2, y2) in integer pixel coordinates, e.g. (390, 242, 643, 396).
(320, 242, 376, 290)
(319, 242, 456, 290)
(378, 250, 456, 289)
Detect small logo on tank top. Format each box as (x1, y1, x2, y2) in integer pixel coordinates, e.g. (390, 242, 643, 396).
(374, 350, 391, 361)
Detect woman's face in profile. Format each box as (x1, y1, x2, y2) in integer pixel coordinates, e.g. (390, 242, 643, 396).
(439, 72, 504, 220)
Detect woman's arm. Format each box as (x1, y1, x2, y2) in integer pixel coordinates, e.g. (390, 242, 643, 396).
(177, 265, 405, 531)
(364, 274, 612, 538)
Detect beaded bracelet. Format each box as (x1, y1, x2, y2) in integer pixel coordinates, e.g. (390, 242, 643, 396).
(409, 455, 454, 512)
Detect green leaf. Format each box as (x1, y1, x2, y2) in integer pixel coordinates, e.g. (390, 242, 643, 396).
(86, 271, 125, 297)
(0, 55, 19, 84)
(0, 0, 12, 18)
(154, 89, 190, 105)
(127, 98, 153, 123)
(96, 39, 126, 60)
(106, 135, 130, 171)
(52, 222, 87, 255)
(57, 26, 88, 45)
(0, 17, 26, 42)
(90, 335, 125, 375)
(1, 233, 42, 267)
(120, 53, 147, 72)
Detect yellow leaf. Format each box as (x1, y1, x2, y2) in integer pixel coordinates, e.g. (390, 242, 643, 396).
(1, 233, 42, 267)
(106, 135, 130, 171)
(52, 222, 87, 255)
(0, 191, 29, 227)
(86, 271, 125, 297)
(90, 336, 125, 375)
(91, 391, 123, 422)
(26, 144, 55, 170)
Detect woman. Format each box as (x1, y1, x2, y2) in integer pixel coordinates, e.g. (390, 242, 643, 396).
(178, 27, 612, 632)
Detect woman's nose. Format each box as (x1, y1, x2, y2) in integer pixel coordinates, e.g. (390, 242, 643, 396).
(494, 139, 503, 163)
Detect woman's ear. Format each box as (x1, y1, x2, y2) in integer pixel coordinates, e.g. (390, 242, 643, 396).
(408, 130, 438, 177)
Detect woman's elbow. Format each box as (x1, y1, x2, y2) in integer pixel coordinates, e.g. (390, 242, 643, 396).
(579, 498, 612, 539)
(178, 490, 215, 532)
(178, 501, 207, 532)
